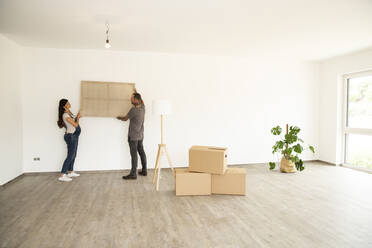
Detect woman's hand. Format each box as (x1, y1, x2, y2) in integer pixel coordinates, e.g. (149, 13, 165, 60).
(77, 111, 81, 119)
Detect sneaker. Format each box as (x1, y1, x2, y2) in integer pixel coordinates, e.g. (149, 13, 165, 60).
(58, 174, 72, 182)
(67, 171, 80, 177)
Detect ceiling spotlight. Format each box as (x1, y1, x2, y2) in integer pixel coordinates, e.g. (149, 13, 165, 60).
(105, 39, 111, 49)
(105, 23, 111, 48)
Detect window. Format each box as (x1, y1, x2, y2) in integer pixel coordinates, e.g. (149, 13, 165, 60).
(343, 72, 372, 170)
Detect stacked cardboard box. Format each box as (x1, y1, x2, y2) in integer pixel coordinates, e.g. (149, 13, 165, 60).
(175, 146, 246, 196)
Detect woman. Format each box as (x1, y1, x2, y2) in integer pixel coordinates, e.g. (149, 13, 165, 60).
(57, 99, 81, 182)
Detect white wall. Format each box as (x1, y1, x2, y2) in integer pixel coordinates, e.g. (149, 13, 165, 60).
(0, 34, 23, 185)
(319, 49, 372, 164)
(21, 47, 319, 173)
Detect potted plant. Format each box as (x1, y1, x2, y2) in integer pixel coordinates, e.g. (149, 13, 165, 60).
(269, 124, 315, 172)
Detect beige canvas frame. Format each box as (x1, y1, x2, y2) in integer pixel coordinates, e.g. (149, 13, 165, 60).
(80, 81, 136, 117)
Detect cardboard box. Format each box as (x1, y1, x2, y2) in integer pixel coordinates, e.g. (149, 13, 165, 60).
(212, 168, 246, 195)
(175, 169, 211, 196)
(188, 146, 228, 175)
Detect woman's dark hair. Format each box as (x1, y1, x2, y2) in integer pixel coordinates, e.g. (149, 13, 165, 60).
(57, 99, 68, 128)
(133, 93, 144, 105)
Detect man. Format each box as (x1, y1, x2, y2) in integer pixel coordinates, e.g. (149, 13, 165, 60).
(117, 92, 147, 179)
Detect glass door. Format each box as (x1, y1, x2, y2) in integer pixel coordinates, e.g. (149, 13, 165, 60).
(344, 72, 372, 170)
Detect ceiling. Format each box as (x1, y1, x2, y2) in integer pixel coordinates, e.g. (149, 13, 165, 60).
(1, 0, 372, 60)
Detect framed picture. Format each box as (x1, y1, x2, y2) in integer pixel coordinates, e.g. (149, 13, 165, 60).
(80, 81, 136, 117)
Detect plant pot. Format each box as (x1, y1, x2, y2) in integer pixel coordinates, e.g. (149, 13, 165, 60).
(280, 157, 296, 173)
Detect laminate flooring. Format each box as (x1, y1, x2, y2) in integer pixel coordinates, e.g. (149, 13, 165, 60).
(1, 162, 371, 248)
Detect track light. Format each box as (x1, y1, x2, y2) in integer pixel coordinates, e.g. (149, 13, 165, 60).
(105, 23, 111, 48)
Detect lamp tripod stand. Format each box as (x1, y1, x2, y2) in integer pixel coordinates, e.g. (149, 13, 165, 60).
(152, 114, 175, 191)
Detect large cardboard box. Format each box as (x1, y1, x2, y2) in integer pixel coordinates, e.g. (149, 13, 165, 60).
(188, 146, 227, 175)
(175, 169, 211, 196)
(212, 168, 246, 195)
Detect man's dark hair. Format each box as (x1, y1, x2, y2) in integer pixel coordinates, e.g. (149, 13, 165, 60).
(133, 93, 144, 104)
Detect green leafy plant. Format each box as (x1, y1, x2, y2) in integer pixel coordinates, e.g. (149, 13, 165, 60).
(269, 124, 315, 171)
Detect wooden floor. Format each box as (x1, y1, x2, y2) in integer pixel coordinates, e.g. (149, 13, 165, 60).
(1, 162, 372, 248)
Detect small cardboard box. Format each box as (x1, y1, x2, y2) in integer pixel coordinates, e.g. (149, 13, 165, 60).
(212, 168, 246, 195)
(188, 146, 227, 175)
(175, 169, 211, 196)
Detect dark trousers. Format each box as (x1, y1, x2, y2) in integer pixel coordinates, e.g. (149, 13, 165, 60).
(128, 137, 147, 175)
(61, 126, 81, 174)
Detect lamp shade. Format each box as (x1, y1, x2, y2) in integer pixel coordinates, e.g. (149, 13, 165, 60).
(152, 100, 172, 115)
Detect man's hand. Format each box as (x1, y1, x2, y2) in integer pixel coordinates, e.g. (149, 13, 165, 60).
(117, 116, 129, 121)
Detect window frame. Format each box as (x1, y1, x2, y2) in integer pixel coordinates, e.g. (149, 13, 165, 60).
(342, 70, 372, 168)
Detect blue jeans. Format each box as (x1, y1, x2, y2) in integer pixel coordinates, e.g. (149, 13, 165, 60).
(74, 125, 81, 137)
(61, 126, 81, 173)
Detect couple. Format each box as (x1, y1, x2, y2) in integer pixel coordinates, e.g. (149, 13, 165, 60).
(57, 92, 147, 182)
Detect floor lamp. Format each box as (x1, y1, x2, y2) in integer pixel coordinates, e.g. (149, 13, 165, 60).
(152, 100, 175, 191)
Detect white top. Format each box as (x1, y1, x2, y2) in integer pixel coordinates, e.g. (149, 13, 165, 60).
(63, 112, 76, 134)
